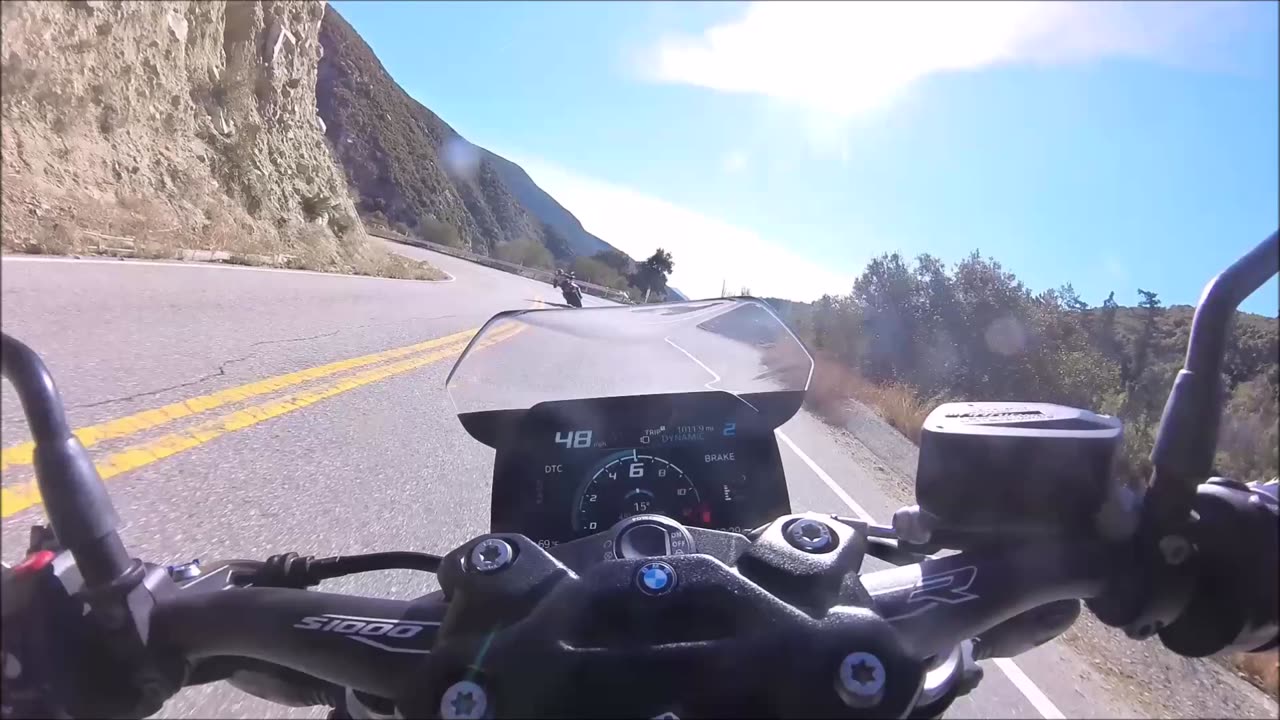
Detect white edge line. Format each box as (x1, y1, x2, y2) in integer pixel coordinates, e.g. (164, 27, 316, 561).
(0, 254, 456, 283)
(775, 429, 876, 522)
(994, 658, 1066, 719)
(774, 427, 1066, 720)
(663, 337, 720, 390)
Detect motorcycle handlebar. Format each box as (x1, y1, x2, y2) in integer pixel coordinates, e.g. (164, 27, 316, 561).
(865, 540, 1110, 659)
(151, 538, 1119, 701)
(153, 587, 446, 700)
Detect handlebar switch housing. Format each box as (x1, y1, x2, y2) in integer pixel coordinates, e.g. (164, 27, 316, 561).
(1156, 478, 1278, 657)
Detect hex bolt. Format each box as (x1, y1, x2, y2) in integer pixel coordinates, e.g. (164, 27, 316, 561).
(786, 518, 835, 553)
(1158, 535, 1191, 566)
(440, 680, 488, 719)
(470, 538, 514, 573)
(836, 651, 886, 708)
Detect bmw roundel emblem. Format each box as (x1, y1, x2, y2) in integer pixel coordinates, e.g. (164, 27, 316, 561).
(636, 561, 676, 595)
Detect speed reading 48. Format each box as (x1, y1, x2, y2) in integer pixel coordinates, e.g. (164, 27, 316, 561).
(555, 430, 593, 449)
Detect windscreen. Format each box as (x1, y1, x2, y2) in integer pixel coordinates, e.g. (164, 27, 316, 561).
(446, 298, 813, 415)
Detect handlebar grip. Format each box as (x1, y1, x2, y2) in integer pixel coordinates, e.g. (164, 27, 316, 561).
(0, 333, 130, 589)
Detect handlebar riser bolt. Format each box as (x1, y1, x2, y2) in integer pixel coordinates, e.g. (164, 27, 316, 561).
(786, 518, 835, 553)
(1158, 535, 1191, 565)
(836, 651, 886, 708)
(440, 680, 488, 719)
(470, 538, 514, 573)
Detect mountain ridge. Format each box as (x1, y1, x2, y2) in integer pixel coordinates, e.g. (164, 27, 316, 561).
(475, 146, 617, 258)
(315, 7, 628, 263)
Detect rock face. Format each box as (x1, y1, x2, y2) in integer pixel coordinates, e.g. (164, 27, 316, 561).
(1, 0, 370, 265)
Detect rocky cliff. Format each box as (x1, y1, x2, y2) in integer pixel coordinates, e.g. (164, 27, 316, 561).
(0, 0, 426, 275)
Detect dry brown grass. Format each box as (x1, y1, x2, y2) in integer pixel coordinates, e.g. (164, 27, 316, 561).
(1233, 651, 1279, 699)
(807, 352, 930, 444)
(0, 177, 444, 280)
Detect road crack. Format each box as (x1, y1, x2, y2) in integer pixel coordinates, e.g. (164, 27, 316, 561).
(71, 352, 257, 410)
(65, 317, 455, 411)
(250, 329, 340, 347)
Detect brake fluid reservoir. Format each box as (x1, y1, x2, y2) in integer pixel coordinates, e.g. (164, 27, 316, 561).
(914, 402, 1123, 534)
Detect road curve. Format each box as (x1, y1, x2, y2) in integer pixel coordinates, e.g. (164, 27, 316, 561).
(0, 245, 1258, 719)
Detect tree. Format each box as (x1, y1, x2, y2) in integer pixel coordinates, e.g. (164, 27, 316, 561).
(632, 248, 675, 301)
(540, 221, 573, 260)
(811, 295, 833, 351)
(944, 251, 1032, 398)
(644, 248, 674, 275)
(1058, 283, 1088, 312)
(771, 252, 1276, 490)
(572, 256, 629, 292)
(852, 253, 923, 383)
(592, 248, 634, 276)
(1131, 289, 1163, 385)
(416, 213, 464, 249)
(494, 239, 553, 270)
(1096, 290, 1122, 379)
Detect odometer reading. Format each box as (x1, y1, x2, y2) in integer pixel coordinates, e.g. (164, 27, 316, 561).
(574, 452, 705, 533)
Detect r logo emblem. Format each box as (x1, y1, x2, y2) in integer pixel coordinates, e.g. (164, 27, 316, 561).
(884, 565, 978, 620)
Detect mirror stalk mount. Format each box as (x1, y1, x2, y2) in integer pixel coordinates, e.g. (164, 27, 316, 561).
(1147, 231, 1279, 526)
(1088, 231, 1279, 639)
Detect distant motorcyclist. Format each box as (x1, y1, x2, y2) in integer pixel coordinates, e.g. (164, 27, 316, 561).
(553, 268, 584, 308)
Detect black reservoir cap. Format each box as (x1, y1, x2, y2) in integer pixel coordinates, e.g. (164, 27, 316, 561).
(915, 402, 1123, 533)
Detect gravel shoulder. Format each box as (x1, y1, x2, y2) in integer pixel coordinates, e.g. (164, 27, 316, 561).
(823, 399, 1279, 719)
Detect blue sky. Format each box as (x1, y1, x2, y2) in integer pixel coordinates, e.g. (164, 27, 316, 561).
(332, 1, 1279, 315)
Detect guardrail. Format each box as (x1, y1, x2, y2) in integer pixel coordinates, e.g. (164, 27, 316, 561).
(369, 228, 632, 304)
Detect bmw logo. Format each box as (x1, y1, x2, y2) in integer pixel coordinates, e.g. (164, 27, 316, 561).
(636, 561, 676, 595)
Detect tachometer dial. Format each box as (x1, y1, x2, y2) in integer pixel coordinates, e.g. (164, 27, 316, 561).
(574, 452, 705, 534)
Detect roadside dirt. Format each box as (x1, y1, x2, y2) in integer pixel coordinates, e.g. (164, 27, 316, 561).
(821, 399, 1279, 719)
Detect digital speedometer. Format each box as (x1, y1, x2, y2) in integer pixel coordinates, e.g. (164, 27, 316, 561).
(574, 451, 708, 533)
(485, 393, 796, 544)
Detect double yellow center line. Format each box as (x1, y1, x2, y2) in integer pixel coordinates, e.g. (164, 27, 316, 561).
(0, 321, 525, 518)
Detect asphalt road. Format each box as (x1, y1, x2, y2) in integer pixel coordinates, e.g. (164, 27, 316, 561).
(0, 242, 1215, 719)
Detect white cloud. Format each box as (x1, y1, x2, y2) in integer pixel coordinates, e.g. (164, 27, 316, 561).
(506, 155, 857, 301)
(722, 149, 749, 174)
(646, 1, 1253, 120)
